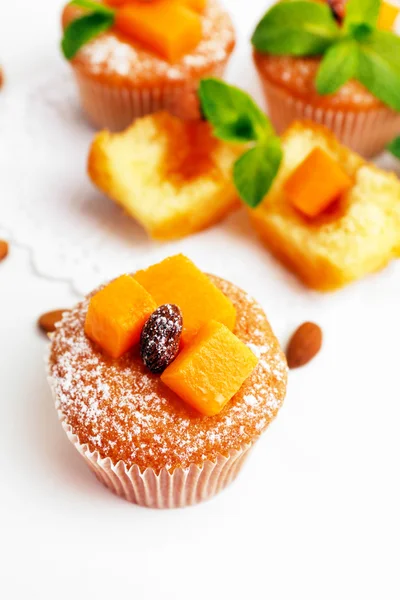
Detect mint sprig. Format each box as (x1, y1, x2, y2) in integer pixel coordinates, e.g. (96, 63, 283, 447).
(233, 138, 282, 209)
(251, 1, 340, 56)
(316, 39, 359, 95)
(344, 0, 380, 29)
(387, 137, 400, 159)
(61, 0, 115, 60)
(199, 78, 282, 208)
(252, 0, 400, 112)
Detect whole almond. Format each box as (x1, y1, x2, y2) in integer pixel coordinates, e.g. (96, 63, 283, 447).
(0, 240, 9, 261)
(38, 309, 67, 334)
(286, 322, 322, 369)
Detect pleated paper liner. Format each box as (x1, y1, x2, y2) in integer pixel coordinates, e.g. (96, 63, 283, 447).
(55, 405, 253, 508)
(259, 77, 400, 158)
(47, 335, 253, 510)
(73, 62, 227, 131)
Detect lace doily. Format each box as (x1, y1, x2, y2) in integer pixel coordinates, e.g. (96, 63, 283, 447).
(0, 1, 399, 311)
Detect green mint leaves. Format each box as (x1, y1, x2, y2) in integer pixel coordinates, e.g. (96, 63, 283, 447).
(387, 137, 400, 159)
(233, 138, 283, 209)
(252, 0, 400, 112)
(357, 30, 400, 111)
(61, 0, 115, 60)
(344, 0, 380, 29)
(251, 1, 340, 57)
(316, 38, 359, 95)
(199, 78, 282, 208)
(198, 78, 273, 142)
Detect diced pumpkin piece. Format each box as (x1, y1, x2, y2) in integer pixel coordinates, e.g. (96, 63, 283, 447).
(108, 0, 207, 9)
(182, 0, 207, 12)
(134, 254, 236, 345)
(284, 147, 352, 218)
(85, 275, 157, 358)
(105, 0, 128, 6)
(161, 321, 258, 416)
(378, 1, 399, 31)
(115, 1, 202, 63)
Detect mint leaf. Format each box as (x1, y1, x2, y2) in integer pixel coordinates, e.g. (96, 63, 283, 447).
(251, 1, 339, 56)
(387, 137, 400, 159)
(344, 0, 380, 28)
(316, 39, 359, 95)
(199, 78, 273, 143)
(358, 30, 400, 111)
(349, 22, 374, 42)
(62, 12, 115, 60)
(233, 137, 282, 208)
(70, 0, 115, 15)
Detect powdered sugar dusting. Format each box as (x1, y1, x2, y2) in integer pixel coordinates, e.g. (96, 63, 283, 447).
(74, 1, 235, 84)
(256, 54, 382, 110)
(49, 275, 287, 472)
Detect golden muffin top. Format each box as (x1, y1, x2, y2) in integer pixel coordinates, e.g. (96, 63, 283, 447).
(62, 0, 235, 85)
(49, 275, 287, 472)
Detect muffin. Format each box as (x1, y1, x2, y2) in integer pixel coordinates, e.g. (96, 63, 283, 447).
(61, 0, 235, 130)
(48, 256, 287, 508)
(249, 120, 400, 291)
(88, 112, 243, 240)
(252, 1, 400, 157)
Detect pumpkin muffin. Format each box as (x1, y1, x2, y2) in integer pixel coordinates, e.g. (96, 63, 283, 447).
(48, 262, 287, 508)
(62, 0, 235, 130)
(252, 0, 400, 157)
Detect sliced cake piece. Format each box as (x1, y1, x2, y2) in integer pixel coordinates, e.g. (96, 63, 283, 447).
(88, 112, 242, 240)
(249, 121, 400, 291)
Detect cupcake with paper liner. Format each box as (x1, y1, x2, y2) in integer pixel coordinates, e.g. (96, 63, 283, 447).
(61, 0, 235, 130)
(251, 0, 400, 157)
(48, 255, 287, 508)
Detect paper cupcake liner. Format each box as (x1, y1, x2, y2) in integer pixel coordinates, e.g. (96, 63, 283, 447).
(73, 62, 227, 131)
(259, 77, 400, 158)
(48, 366, 253, 508)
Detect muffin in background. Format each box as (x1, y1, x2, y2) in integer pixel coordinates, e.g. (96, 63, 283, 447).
(252, 0, 400, 157)
(61, 0, 235, 130)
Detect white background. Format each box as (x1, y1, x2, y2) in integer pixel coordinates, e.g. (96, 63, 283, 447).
(1, 1, 400, 598)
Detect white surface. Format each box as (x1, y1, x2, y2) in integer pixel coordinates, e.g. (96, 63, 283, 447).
(1, 1, 400, 599)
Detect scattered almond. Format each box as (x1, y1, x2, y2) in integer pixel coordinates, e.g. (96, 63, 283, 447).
(38, 310, 67, 334)
(0, 67, 4, 89)
(0, 240, 9, 261)
(286, 322, 322, 369)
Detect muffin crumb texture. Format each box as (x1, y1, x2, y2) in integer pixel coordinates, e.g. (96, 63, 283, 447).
(49, 276, 287, 472)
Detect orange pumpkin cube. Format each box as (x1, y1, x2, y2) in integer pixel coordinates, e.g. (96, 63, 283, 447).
(134, 254, 236, 345)
(161, 321, 258, 416)
(85, 275, 157, 358)
(284, 147, 352, 218)
(182, 0, 207, 12)
(108, 0, 207, 9)
(378, 1, 399, 31)
(115, 1, 202, 63)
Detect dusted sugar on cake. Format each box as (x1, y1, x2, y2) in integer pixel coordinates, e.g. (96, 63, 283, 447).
(65, 1, 235, 85)
(62, 0, 236, 128)
(49, 276, 287, 473)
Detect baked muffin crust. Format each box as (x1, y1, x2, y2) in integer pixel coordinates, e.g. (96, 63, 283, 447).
(49, 276, 287, 472)
(62, 0, 236, 86)
(254, 52, 383, 111)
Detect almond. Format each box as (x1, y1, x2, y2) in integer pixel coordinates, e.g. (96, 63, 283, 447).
(0, 67, 4, 89)
(38, 309, 67, 334)
(0, 240, 9, 261)
(286, 322, 322, 369)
